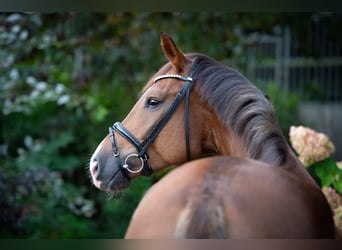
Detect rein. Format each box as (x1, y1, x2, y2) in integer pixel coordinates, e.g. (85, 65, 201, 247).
(109, 62, 197, 179)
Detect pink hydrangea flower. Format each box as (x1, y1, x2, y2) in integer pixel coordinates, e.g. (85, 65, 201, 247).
(321, 187, 342, 232)
(337, 161, 342, 170)
(322, 187, 341, 211)
(289, 126, 335, 167)
(334, 206, 342, 232)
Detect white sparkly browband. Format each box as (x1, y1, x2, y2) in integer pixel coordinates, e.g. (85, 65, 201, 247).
(153, 74, 193, 83)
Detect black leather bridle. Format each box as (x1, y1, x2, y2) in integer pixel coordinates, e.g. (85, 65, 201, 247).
(108, 62, 197, 179)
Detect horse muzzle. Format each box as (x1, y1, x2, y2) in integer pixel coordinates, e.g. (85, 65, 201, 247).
(89, 139, 131, 192)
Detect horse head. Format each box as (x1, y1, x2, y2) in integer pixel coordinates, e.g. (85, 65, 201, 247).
(89, 33, 218, 192)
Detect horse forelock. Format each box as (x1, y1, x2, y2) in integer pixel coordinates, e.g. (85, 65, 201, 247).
(187, 53, 288, 166)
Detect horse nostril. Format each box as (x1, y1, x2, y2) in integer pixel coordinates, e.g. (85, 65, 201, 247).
(90, 158, 99, 178)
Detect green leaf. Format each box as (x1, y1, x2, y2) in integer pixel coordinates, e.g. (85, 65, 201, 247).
(314, 158, 342, 193)
(314, 158, 335, 187)
(332, 168, 342, 193)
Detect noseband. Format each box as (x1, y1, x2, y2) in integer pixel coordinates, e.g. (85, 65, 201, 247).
(109, 62, 197, 179)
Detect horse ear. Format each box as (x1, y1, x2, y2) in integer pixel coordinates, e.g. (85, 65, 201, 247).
(160, 32, 190, 73)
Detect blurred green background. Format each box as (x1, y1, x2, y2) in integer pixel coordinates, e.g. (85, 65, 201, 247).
(0, 13, 341, 238)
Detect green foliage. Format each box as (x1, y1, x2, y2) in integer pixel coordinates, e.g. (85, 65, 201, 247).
(315, 158, 342, 193)
(0, 12, 151, 238)
(0, 165, 96, 238)
(1, 12, 337, 238)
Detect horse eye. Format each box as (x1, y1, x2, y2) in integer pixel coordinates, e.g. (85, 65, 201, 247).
(145, 97, 162, 109)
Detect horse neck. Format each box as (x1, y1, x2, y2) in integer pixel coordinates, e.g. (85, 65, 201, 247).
(203, 119, 315, 182)
(199, 99, 314, 177)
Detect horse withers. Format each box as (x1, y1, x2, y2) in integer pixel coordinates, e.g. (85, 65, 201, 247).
(89, 33, 336, 238)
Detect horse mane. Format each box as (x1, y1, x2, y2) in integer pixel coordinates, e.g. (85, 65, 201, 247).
(187, 53, 289, 166)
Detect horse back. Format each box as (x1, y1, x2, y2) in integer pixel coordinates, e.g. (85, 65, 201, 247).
(125, 156, 335, 238)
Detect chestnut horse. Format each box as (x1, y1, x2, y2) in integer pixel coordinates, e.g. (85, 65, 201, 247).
(89, 33, 337, 238)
